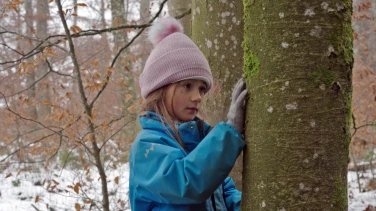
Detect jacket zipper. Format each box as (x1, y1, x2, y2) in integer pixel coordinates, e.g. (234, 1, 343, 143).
(211, 194, 217, 211)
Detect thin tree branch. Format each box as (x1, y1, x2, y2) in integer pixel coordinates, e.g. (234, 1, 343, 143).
(0, 43, 24, 55)
(0, 59, 72, 99)
(0, 115, 94, 163)
(351, 113, 376, 138)
(0, 39, 61, 65)
(175, 8, 191, 19)
(0, 131, 57, 162)
(0, 4, 191, 68)
(100, 118, 136, 150)
(55, 0, 110, 209)
(89, 0, 169, 108)
(0, 92, 66, 137)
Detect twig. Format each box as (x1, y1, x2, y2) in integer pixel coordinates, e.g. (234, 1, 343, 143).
(0, 92, 65, 136)
(100, 118, 136, 150)
(351, 113, 376, 138)
(89, 0, 169, 107)
(31, 204, 41, 211)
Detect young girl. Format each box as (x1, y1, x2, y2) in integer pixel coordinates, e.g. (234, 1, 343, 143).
(129, 17, 247, 211)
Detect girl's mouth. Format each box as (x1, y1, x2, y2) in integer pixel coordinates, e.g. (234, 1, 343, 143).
(187, 107, 198, 112)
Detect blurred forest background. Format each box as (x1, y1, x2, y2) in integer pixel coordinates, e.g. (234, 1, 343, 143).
(0, 0, 375, 210)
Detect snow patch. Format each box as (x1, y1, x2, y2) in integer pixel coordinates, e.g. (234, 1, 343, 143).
(206, 40, 213, 48)
(299, 183, 305, 190)
(304, 8, 315, 17)
(310, 25, 322, 37)
(286, 102, 298, 110)
(281, 42, 289, 48)
(310, 120, 316, 127)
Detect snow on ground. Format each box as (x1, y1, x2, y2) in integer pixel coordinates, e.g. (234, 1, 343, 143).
(0, 164, 375, 211)
(348, 170, 376, 210)
(0, 163, 131, 211)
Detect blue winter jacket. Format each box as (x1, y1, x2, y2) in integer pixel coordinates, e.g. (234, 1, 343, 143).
(129, 111, 246, 211)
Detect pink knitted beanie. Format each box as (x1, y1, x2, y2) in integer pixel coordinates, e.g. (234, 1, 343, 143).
(139, 17, 213, 99)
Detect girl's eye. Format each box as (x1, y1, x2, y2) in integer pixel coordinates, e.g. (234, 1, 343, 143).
(200, 87, 207, 93)
(183, 83, 191, 89)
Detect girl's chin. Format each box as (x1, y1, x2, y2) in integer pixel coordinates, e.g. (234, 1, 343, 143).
(177, 115, 196, 123)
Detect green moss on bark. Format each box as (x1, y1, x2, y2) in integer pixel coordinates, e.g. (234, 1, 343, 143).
(330, 176, 348, 210)
(329, 2, 354, 65)
(308, 66, 334, 87)
(242, 40, 259, 85)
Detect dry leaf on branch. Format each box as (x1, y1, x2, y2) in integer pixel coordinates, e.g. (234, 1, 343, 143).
(127, 105, 136, 113)
(75, 203, 81, 211)
(70, 25, 82, 34)
(125, 94, 133, 102)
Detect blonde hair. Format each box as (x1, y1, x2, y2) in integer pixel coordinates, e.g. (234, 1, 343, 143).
(140, 85, 184, 147)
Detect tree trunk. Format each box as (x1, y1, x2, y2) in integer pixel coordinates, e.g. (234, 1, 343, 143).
(242, 0, 353, 210)
(36, 0, 51, 121)
(73, 0, 78, 26)
(111, 0, 134, 111)
(100, 0, 109, 44)
(24, 0, 37, 120)
(138, 0, 151, 79)
(168, 0, 191, 36)
(191, 1, 244, 190)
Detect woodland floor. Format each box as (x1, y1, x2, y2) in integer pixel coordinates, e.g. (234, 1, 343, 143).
(0, 163, 375, 211)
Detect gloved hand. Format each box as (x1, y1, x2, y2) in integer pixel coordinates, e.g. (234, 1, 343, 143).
(226, 78, 247, 134)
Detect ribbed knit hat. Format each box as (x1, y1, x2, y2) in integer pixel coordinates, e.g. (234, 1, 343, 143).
(139, 17, 213, 99)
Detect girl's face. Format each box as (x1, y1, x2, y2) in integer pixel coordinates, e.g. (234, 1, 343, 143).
(164, 79, 208, 123)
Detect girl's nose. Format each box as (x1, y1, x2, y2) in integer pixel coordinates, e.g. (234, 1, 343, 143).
(191, 89, 202, 102)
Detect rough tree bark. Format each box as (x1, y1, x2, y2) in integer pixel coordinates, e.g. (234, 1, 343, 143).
(241, 0, 353, 210)
(191, 0, 244, 190)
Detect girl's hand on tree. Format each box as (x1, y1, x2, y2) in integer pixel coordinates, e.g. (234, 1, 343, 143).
(226, 78, 247, 134)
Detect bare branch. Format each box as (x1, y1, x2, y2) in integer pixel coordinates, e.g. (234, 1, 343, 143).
(89, 0, 169, 107)
(0, 39, 61, 66)
(99, 118, 136, 150)
(0, 59, 72, 99)
(0, 43, 24, 55)
(351, 113, 376, 138)
(0, 115, 95, 163)
(0, 92, 66, 137)
(0, 131, 57, 163)
(0, 27, 68, 65)
(175, 8, 192, 20)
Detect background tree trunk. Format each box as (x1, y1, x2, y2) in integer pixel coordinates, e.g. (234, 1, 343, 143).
(24, 0, 37, 120)
(36, 0, 51, 121)
(168, 0, 191, 36)
(111, 0, 135, 112)
(191, 0, 244, 190)
(242, 0, 353, 210)
(73, 0, 77, 26)
(138, 0, 151, 80)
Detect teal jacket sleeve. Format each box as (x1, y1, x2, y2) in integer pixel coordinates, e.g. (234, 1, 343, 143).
(131, 122, 245, 204)
(223, 177, 241, 210)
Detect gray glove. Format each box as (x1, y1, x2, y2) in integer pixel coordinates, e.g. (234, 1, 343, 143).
(226, 78, 247, 133)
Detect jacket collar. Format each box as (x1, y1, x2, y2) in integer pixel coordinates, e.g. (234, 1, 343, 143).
(139, 111, 211, 152)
